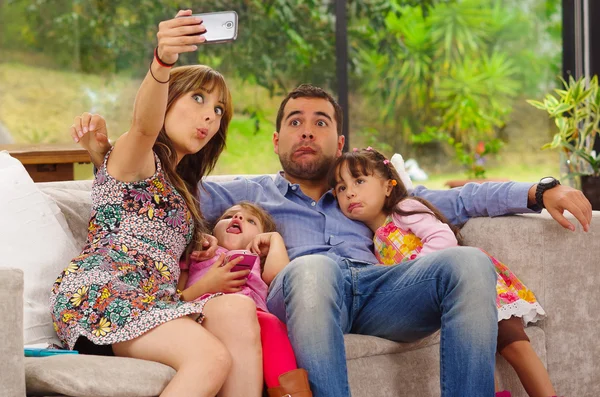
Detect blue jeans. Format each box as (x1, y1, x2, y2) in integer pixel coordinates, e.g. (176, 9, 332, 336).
(266, 247, 498, 397)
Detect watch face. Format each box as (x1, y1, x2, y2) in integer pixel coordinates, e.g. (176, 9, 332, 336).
(540, 177, 555, 185)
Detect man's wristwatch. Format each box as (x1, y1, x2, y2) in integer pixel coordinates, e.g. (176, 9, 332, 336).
(535, 176, 561, 208)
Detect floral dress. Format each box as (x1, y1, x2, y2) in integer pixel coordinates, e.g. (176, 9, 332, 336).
(50, 150, 216, 350)
(374, 215, 546, 325)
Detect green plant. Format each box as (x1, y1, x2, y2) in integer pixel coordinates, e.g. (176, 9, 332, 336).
(527, 75, 600, 177)
(353, 0, 558, 179)
(413, 128, 504, 179)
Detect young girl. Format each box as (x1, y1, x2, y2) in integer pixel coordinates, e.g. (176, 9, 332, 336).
(328, 147, 557, 397)
(51, 10, 263, 397)
(180, 201, 312, 397)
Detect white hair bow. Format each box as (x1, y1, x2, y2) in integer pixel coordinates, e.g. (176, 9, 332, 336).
(390, 153, 413, 190)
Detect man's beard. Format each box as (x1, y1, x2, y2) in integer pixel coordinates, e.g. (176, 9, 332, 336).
(279, 150, 336, 181)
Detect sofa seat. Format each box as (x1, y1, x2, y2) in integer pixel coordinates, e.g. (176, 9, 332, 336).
(25, 328, 546, 396)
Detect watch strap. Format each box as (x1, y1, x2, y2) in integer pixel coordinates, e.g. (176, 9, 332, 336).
(535, 177, 560, 208)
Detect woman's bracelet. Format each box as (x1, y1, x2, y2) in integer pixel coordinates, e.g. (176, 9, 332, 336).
(149, 59, 170, 84)
(154, 47, 176, 68)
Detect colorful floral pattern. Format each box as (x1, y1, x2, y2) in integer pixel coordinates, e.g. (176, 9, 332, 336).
(374, 216, 546, 324)
(50, 150, 215, 350)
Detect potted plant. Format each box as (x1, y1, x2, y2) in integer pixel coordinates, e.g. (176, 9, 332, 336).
(527, 75, 600, 210)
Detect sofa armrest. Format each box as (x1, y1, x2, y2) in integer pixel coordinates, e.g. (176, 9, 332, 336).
(0, 267, 26, 396)
(460, 211, 600, 396)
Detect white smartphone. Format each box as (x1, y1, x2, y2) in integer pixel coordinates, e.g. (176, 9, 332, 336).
(186, 11, 238, 44)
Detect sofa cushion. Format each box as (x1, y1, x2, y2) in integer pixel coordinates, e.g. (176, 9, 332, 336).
(25, 327, 545, 396)
(0, 268, 26, 397)
(25, 355, 175, 397)
(344, 331, 441, 360)
(347, 326, 546, 397)
(38, 181, 93, 250)
(0, 152, 80, 346)
(36, 175, 265, 251)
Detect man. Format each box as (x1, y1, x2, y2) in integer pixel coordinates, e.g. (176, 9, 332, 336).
(78, 84, 591, 396)
(198, 85, 591, 397)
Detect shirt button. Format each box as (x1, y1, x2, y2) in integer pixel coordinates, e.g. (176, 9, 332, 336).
(311, 201, 316, 206)
(330, 234, 334, 239)
(291, 186, 297, 190)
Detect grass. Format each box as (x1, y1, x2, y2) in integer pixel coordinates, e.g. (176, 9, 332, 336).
(2, 61, 562, 188)
(1, 61, 283, 179)
(73, 116, 281, 180)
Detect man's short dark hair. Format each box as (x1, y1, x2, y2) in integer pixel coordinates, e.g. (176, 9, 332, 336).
(275, 84, 343, 136)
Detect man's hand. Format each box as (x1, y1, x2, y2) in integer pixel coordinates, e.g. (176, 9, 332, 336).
(529, 184, 592, 232)
(190, 234, 219, 261)
(70, 112, 111, 168)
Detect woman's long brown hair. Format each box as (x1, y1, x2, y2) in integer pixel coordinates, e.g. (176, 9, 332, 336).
(153, 65, 233, 257)
(328, 149, 463, 244)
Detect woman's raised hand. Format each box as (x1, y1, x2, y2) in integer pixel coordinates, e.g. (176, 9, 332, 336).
(156, 9, 206, 65)
(70, 112, 111, 167)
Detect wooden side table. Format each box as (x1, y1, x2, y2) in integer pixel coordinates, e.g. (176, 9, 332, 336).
(0, 143, 91, 182)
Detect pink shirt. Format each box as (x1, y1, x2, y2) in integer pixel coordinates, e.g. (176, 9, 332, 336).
(180, 246, 269, 311)
(391, 199, 458, 258)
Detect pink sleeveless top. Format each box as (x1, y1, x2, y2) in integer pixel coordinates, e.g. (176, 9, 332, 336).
(181, 246, 269, 311)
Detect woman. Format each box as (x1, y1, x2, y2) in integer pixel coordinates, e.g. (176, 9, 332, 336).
(51, 10, 262, 397)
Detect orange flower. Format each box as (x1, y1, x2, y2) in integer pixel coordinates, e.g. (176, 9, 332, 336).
(518, 289, 536, 303)
(402, 234, 423, 252)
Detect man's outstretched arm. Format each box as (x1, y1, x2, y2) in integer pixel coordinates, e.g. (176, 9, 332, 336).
(412, 180, 591, 232)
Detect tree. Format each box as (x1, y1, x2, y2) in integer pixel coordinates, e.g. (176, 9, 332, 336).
(352, 0, 560, 177)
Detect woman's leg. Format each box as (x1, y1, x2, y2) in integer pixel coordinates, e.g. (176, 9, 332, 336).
(256, 310, 298, 387)
(498, 318, 556, 397)
(112, 316, 231, 397)
(202, 294, 263, 397)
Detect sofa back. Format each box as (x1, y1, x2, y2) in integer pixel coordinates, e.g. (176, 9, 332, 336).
(37, 175, 260, 251)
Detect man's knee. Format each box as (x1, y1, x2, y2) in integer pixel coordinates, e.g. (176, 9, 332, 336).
(429, 247, 497, 297)
(268, 255, 344, 319)
(280, 255, 342, 296)
(444, 246, 495, 279)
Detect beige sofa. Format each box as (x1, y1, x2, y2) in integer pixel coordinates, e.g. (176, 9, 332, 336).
(1, 177, 599, 397)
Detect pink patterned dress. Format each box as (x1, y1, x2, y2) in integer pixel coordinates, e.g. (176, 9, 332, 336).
(50, 150, 216, 350)
(373, 200, 546, 325)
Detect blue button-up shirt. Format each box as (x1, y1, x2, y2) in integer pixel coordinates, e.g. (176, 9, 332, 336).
(199, 173, 536, 264)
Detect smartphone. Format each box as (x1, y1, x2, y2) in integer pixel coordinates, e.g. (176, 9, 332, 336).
(24, 347, 79, 357)
(225, 250, 258, 273)
(186, 11, 238, 44)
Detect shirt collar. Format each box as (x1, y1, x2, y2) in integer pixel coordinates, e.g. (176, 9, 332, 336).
(274, 171, 295, 195)
(274, 171, 337, 202)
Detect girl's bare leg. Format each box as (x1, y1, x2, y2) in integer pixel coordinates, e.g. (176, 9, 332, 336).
(113, 316, 231, 397)
(500, 340, 556, 397)
(202, 294, 263, 397)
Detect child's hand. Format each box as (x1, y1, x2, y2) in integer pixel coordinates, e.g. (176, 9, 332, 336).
(196, 253, 250, 293)
(246, 232, 279, 257)
(70, 113, 111, 161)
(190, 234, 219, 261)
